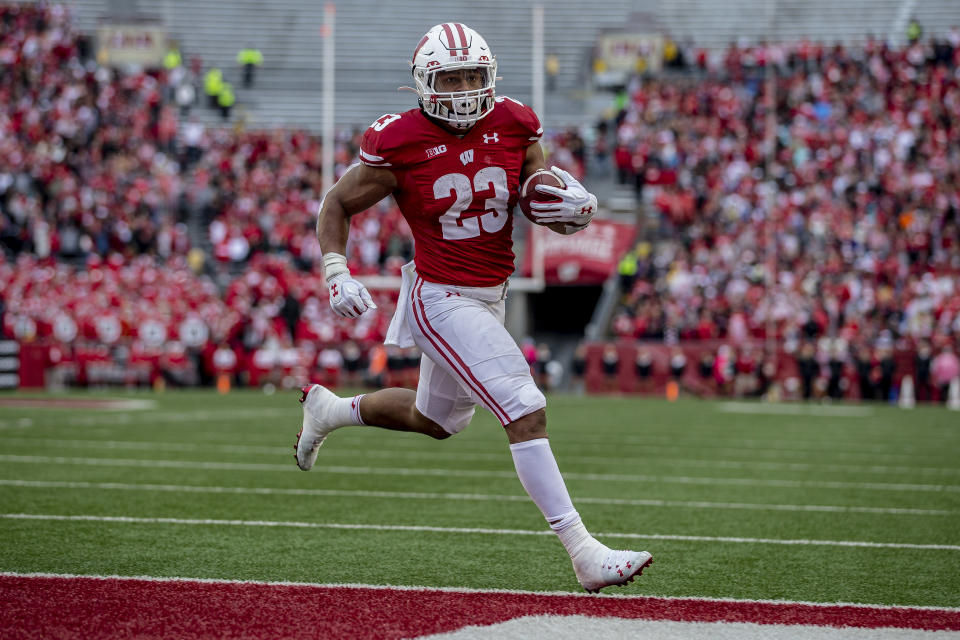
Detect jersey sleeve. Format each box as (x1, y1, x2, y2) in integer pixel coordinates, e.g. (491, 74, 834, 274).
(498, 96, 544, 145)
(359, 113, 405, 169)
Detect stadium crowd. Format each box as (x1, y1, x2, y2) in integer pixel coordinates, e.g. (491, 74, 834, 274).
(1, 3, 958, 401)
(0, 4, 406, 388)
(607, 34, 960, 399)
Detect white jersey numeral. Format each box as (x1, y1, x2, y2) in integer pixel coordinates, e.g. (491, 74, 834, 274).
(495, 96, 525, 107)
(372, 113, 401, 131)
(474, 166, 509, 234)
(434, 173, 478, 240)
(433, 167, 509, 240)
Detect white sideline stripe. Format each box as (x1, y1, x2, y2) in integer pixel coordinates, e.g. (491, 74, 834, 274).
(0, 454, 955, 493)
(717, 402, 875, 417)
(2, 514, 957, 552)
(0, 480, 954, 517)
(3, 572, 959, 613)
(3, 437, 958, 477)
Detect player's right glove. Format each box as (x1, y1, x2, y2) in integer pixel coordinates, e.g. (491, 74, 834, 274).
(323, 253, 377, 319)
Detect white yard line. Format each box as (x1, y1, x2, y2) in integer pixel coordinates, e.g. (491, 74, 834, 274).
(716, 402, 875, 417)
(22, 408, 292, 428)
(3, 571, 959, 612)
(1, 479, 952, 517)
(2, 437, 957, 477)
(0, 454, 955, 493)
(344, 428, 946, 455)
(1, 513, 957, 551)
(9, 420, 951, 464)
(345, 434, 951, 464)
(0, 419, 34, 430)
(8, 413, 946, 457)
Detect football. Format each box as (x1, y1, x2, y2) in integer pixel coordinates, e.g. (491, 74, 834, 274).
(518, 169, 568, 233)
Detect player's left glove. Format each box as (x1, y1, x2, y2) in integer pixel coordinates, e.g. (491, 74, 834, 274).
(529, 166, 597, 229)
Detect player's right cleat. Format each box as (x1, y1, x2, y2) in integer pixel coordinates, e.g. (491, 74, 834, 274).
(294, 384, 341, 471)
(572, 542, 653, 593)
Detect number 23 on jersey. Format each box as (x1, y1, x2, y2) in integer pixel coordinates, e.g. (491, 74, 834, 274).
(434, 166, 510, 241)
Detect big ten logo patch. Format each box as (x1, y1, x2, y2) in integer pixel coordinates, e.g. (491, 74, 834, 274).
(426, 144, 448, 158)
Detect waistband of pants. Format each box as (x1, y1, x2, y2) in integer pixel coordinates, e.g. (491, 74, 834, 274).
(419, 276, 508, 302)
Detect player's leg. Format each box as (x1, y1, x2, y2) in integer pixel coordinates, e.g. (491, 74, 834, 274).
(353, 352, 476, 438)
(295, 382, 451, 471)
(409, 281, 653, 592)
(504, 410, 653, 592)
(295, 352, 477, 470)
(354, 388, 451, 439)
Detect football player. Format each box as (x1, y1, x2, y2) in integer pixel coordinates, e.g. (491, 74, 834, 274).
(296, 23, 652, 592)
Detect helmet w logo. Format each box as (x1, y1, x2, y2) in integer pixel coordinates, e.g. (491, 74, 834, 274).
(483, 133, 499, 144)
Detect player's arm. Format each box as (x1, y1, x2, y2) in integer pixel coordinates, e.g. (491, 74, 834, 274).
(317, 162, 396, 254)
(317, 163, 397, 318)
(520, 142, 548, 184)
(521, 143, 597, 234)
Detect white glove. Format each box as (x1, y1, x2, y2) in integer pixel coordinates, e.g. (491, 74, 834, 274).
(324, 252, 377, 318)
(328, 272, 377, 318)
(529, 166, 597, 227)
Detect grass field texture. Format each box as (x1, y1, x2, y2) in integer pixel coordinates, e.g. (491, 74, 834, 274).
(0, 390, 958, 609)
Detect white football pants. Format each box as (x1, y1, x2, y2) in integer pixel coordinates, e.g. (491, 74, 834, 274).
(400, 272, 546, 433)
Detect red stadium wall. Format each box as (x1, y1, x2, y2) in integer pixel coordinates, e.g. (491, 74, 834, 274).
(581, 340, 926, 402)
(16, 343, 45, 389)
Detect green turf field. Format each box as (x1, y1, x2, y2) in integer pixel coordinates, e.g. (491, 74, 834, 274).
(1, 390, 957, 607)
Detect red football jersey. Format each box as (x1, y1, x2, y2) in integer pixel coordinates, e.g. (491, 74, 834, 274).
(360, 97, 543, 287)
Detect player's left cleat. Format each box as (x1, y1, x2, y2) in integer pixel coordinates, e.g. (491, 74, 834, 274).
(573, 543, 653, 594)
(294, 384, 340, 471)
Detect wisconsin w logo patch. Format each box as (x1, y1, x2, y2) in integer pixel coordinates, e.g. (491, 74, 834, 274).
(460, 149, 474, 165)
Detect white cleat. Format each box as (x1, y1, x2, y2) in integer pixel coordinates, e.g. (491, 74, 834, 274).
(573, 542, 653, 593)
(294, 384, 341, 471)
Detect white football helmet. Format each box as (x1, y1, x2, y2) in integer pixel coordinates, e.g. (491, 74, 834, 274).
(411, 23, 497, 129)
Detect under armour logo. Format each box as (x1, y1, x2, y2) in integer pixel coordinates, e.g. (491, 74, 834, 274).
(483, 133, 499, 144)
(579, 206, 593, 215)
(331, 284, 339, 297)
(445, 291, 461, 297)
(460, 149, 474, 165)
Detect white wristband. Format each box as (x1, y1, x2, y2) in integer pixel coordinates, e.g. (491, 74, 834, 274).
(322, 252, 349, 281)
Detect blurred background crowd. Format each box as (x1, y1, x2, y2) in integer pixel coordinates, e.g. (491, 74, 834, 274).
(1, 2, 958, 403)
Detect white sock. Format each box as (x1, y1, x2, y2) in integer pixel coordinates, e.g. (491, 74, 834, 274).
(328, 394, 365, 427)
(509, 437, 592, 538)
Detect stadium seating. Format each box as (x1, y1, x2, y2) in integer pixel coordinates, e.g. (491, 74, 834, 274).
(610, 37, 960, 353)
(63, 0, 960, 130)
(2, 2, 959, 402)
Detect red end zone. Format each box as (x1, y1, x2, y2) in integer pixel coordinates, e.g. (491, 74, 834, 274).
(2, 574, 958, 639)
